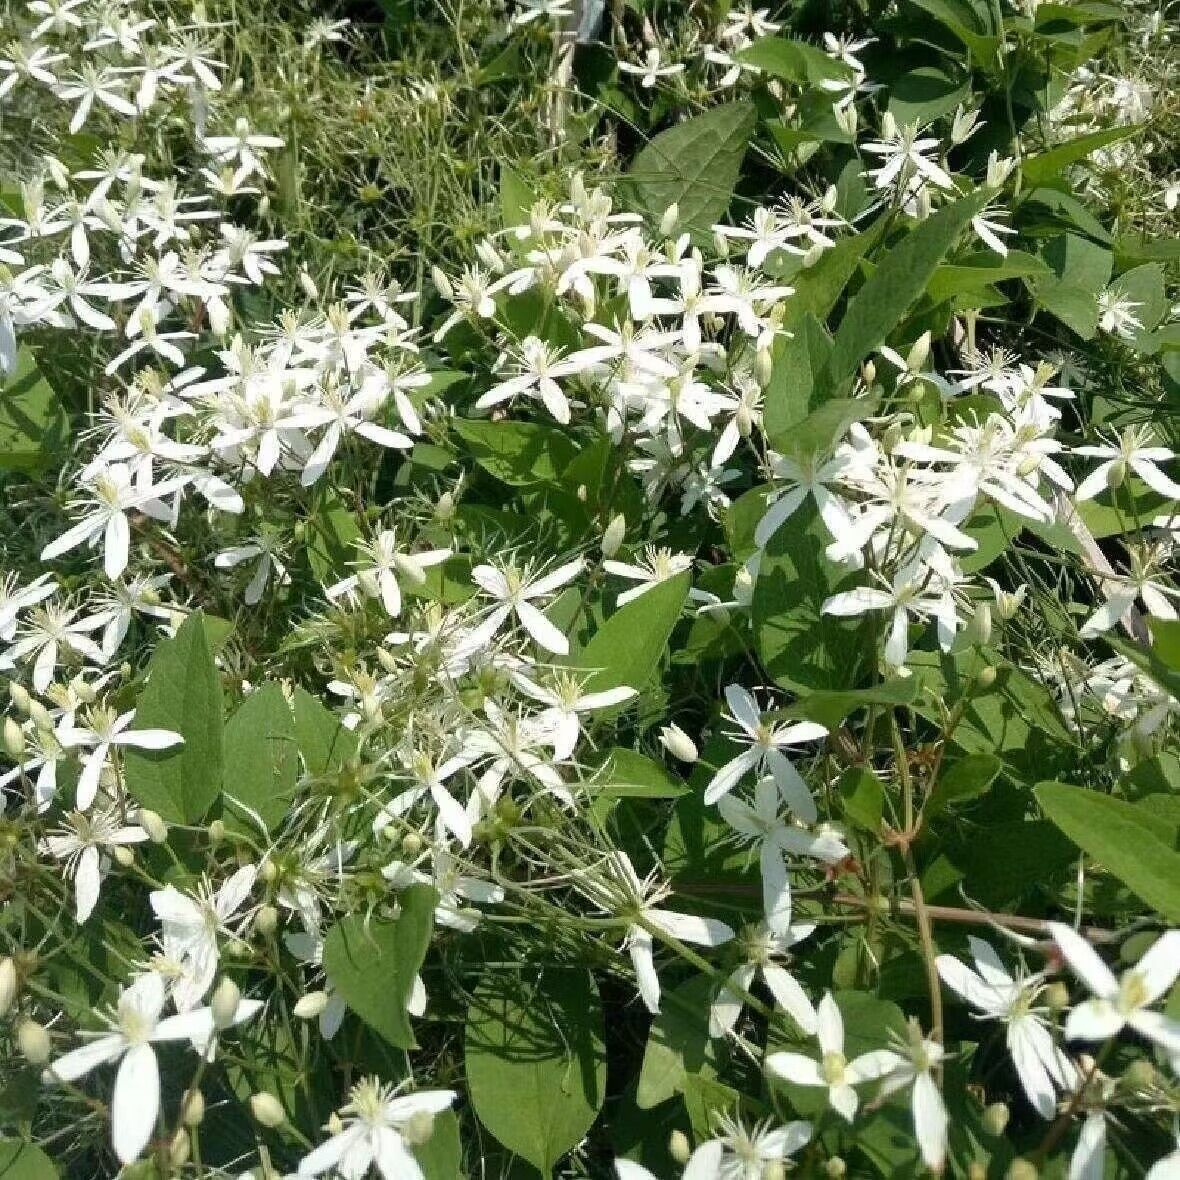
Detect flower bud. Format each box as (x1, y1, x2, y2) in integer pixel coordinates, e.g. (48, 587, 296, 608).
(17, 1020, 50, 1064)
(260, 859, 278, 884)
(968, 1164, 987, 1180)
(112, 845, 134, 868)
(299, 267, 318, 300)
(1044, 981, 1070, 1012)
(0, 957, 16, 1015)
(801, 242, 825, 269)
(1006, 1162, 1038, 1180)
(1105, 459, 1126, 491)
(400, 1110, 436, 1148)
(294, 991, 330, 1020)
(668, 1131, 691, 1165)
(754, 347, 773, 389)
(659, 203, 679, 237)
(3, 717, 23, 759)
(968, 601, 992, 647)
(974, 665, 997, 690)
(576, 484, 588, 503)
(1124, 1059, 1156, 1090)
(28, 701, 52, 732)
(358, 570, 381, 599)
(983, 1102, 1009, 1136)
(435, 491, 456, 523)
(713, 230, 730, 259)
(906, 331, 931, 372)
(602, 514, 626, 559)
(249, 1092, 287, 1128)
(991, 584, 1026, 621)
(8, 683, 29, 715)
(208, 819, 226, 846)
(182, 1089, 205, 1126)
(862, 360, 876, 388)
(255, 905, 279, 937)
(169, 1128, 190, 1167)
(402, 831, 424, 856)
(431, 266, 453, 300)
(658, 723, 698, 763)
(139, 809, 168, 843)
(211, 977, 241, 1029)
(825, 1160, 847, 1179)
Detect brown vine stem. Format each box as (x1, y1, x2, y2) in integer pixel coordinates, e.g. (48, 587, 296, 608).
(831, 893, 1121, 945)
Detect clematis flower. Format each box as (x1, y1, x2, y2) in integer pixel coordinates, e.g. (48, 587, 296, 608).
(1050, 923, 1180, 1055)
(55, 706, 183, 810)
(470, 558, 583, 655)
(41, 807, 148, 922)
(704, 685, 827, 816)
(47, 972, 260, 1165)
(766, 992, 902, 1120)
(297, 1079, 456, 1178)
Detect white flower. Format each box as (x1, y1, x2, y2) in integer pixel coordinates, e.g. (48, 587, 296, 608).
(41, 807, 148, 922)
(603, 547, 693, 606)
(580, 852, 732, 1013)
(684, 1113, 812, 1180)
(330, 531, 452, 619)
(618, 48, 686, 89)
(704, 685, 827, 816)
(476, 337, 587, 424)
(1096, 285, 1144, 339)
(718, 776, 848, 932)
(55, 707, 183, 810)
(470, 558, 583, 655)
(48, 972, 260, 1164)
(937, 937, 1076, 1118)
(710, 922, 818, 1038)
(766, 992, 902, 1120)
(1074, 426, 1180, 502)
(150, 865, 258, 1011)
(510, 670, 636, 760)
(41, 464, 180, 580)
(296, 1078, 456, 1178)
(1050, 923, 1180, 1055)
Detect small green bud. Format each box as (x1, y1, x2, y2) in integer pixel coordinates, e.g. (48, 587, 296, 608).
(3, 717, 23, 758)
(1007, 1161, 1038, 1180)
(169, 1128, 190, 1167)
(139, 809, 167, 843)
(974, 665, 997, 690)
(983, 1101, 1009, 1136)
(208, 819, 226, 846)
(255, 905, 279, 937)
(602, 514, 626, 559)
(17, 1020, 50, 1064)
(0, 957, 16, 1015)
(294, 991, 330, 1019)
(669, 1131, 691, 1165)
(182, 1089, 205, 1126)
(400, 1110, 436, 1148)
(249, 1092, 287, 1128)
(8, 683, 29, 714)
(211, 977, 241, 1029)
(825, 1159, 847, 1178)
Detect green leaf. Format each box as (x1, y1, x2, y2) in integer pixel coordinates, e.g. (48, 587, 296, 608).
(322, 885, 437, 1049)
(775, 397, 879, 462)
(0, 347, 69, 472)
(1030, 233, 1113, 338)
(778, 229, 876, 328)
(124, 612, 223, 824)
(306, 490, 361, 584)
(500, 163, 536, 231)
(465, 969, 607, 1175)
(627, 103, 756, 238)
(292, 687, 359, 777)
(737, 37, 853, 86)
(0, 1141, 57, 1180)
(751, 503, 870, 691)
(827, 191, 991, 386)
(762, 314, 834, 448)
(574, 572, 689, 696)
(903, 0, 1002, 59)
(592, 748, 687, 799)
(1035, 782, 1180, 920)
(924, 754, 1001, 818)
(784, 677, 919, 729)
(888, 66, 971, 126)
(838, 767, 884, 832)
(222, 684, 298, 833)
(412, 1110, 462, 1180)
(1022, 125, 1144, 186)
(453, 418, 578, 487)
(636, 975, 717, 1109)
